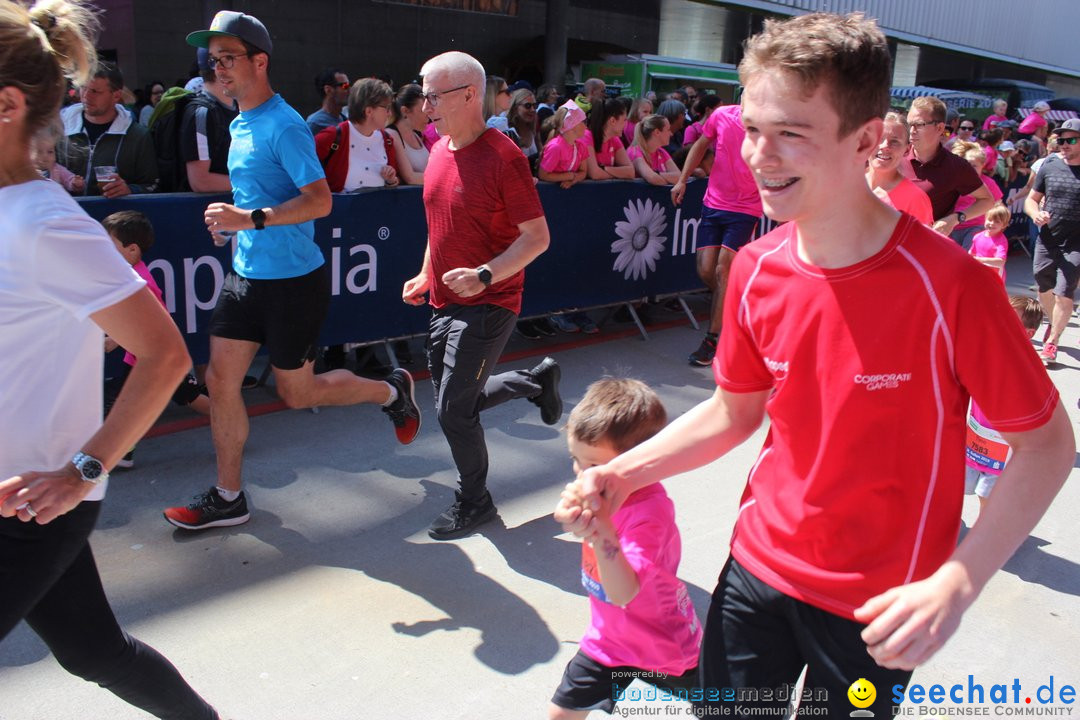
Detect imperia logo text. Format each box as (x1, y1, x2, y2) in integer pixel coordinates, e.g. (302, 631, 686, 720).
(854, 372, 913, 391)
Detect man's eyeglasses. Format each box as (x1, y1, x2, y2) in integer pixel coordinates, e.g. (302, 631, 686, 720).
(335, 82, 351, 90)
(1059, 136, 1080, 146)
(207, 52, 248, 70)
(908, 121, 941, 130)
(421, 84, 470, 107)
(959, 125, 975, 131)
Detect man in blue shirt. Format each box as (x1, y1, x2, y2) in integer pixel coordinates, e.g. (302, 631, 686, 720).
(164, 11, 421, 531)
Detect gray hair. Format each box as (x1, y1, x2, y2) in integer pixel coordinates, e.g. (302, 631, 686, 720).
(420, 51, 485, 92)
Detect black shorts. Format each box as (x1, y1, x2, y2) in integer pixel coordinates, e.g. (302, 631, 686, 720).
(700, 558, 912, 717)
(551, 649, 699, 714)
(696, 207, 759, 252)
(208, 266, 330, 370)
(1033, 237, 1080, 298)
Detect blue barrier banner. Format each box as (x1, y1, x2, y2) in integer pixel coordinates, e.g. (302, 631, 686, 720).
(77, 179, 707, 363)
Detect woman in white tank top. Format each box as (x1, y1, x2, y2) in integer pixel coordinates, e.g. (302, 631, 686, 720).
(386, 83, 429, 185)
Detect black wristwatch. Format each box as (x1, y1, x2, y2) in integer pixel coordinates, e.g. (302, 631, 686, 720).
(71, 452, 108, 485)
(476, 265, 493, 287)
(954, 211, 966, 224)
(250, 208, 267, 230)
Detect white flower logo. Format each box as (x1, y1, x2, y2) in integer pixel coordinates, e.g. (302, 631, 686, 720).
(611, 198, 667, 281)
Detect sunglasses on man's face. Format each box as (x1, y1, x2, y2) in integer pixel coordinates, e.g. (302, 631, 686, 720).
(336, 82, 350, 90)
(959, 125, 975, 131)
(1059, 136, 1080, 146)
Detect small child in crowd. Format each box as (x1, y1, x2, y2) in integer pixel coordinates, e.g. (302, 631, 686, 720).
(550, 378, 702, 719)
(30, 126, 83, 194)
(101, 211, 209, 467)
(964, 295, 1044, 513)
(538, 99, 589, 189)
(969, 203, 1011, 282)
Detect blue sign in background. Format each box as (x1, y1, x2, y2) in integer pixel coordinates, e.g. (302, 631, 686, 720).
(77, 179, 707, 364)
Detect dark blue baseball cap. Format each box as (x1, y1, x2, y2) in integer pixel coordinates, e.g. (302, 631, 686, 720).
(186, 11, 272, 56)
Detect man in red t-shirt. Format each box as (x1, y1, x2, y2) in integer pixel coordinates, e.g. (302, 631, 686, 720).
(403, 51, 562, 540)
(559, 13, 1072, 718)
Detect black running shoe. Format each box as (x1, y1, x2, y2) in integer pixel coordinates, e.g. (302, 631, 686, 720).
(428, 491, 498, 540)
(528, 356, 563, 425)
(688, 335, 718, 366)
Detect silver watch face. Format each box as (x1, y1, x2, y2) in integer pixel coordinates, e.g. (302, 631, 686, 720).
(80, 458, 104, 480)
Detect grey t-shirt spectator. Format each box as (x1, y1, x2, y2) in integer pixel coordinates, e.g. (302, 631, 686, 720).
(306, 108, 345, 135)
(1034, 155, 1080, 249)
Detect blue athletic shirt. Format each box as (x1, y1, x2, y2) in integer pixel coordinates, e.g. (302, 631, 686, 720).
(228, 93, 326, 279)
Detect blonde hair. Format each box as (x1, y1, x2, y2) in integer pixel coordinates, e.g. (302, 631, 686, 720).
(951, 139, 986, 167)
(985, 202, 1011, 227)
(628, 96, 653, 123)
(911, 96, 947, 124)
(482, 74, 506, 121)
(0, 0, 99, 137)
(567, 378, 667, 454)
(632, 113, 668, 151)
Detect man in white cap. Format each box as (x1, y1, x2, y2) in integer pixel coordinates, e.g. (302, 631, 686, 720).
(164, 10, 421, 530)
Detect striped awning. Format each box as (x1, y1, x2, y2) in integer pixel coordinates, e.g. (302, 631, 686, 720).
(890, 86, 994, 110)
(1017, 108, 1078, 121)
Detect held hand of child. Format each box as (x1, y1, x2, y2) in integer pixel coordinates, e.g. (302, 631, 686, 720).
(555, 482, 598, 539)
(69, 175, 85, 194)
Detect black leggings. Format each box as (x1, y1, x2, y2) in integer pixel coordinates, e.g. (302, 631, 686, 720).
(0, 502, 217, 720)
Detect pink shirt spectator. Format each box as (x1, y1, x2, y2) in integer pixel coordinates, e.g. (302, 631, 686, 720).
(982, 114, 1006, 131)
(982, 145, 999, 175)
(540, 134, 588, 174)
(954, 175, 1003, 231)
(579, 483, 702, 674)
(702, 105, 762, 216)
(583, 129, 623, 167)
(682, 120, 705, 147)
(122, 260, 165, 367)
(627, 145, 672, 173)
(46, 162, 80, 193)
(422, 122, 441, 152)
(969, 230, 1008, 283)
(623, 121, 636, 147)
(1017, 112, 1047, 136)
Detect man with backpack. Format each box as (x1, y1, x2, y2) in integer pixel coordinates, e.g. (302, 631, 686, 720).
(149, 49, 237, 194)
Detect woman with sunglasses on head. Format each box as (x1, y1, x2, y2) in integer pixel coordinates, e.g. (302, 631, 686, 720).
(0, 1, 219, 717)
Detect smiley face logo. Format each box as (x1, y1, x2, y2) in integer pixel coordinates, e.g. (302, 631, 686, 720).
(848, 678, 876, 709)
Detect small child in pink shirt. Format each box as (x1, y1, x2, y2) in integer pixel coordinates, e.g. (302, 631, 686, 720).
(969, 203, 1010, 283)
(102, 211, 209, 467)
(31, 129, 84, 194)
(538, 99, 588, 189)
(551, 378, 703, 718)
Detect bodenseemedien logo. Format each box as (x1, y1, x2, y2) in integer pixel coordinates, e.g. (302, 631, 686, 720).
(849, 678, 877, 717)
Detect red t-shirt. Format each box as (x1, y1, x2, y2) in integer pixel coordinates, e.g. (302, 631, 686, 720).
(423, 128, 544, 315)
(714, 215, 1058, 619)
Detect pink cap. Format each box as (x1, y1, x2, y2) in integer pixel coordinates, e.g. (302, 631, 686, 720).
(559, 99, 587, 131)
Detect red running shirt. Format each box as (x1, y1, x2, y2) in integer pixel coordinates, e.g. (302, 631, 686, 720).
(423, 129, 544, 315)
(714, 215, 1057, 619)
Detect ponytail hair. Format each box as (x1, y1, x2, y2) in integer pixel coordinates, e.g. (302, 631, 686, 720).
(632, 114, 668, 152)
(0, 0, 100, 136)
(588, 97, 626, 154)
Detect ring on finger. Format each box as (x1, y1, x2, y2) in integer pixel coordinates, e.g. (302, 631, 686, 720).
(24, 502, 38, 518)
